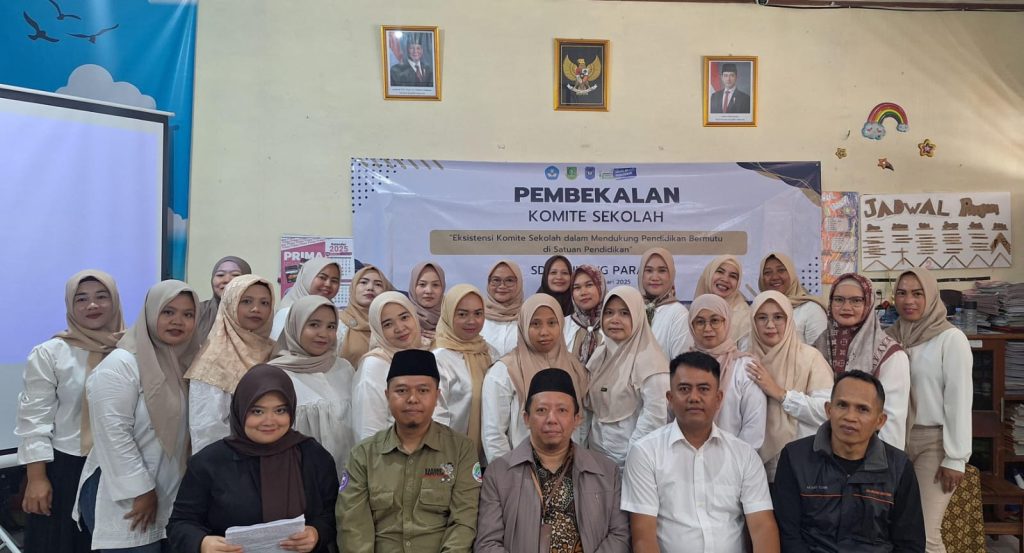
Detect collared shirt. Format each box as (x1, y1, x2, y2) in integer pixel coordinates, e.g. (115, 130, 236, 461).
(622, 422, 773, 553)
(352, 356, 395, 441)
(650, 303, 692, 360)
(338, 421, 481, 553)
(714, 357, 767, 450)
(16, 339, 89, 463)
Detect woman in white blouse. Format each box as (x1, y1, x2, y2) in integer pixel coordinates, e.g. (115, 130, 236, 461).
(431, 284, 497, 460)
(887, 268, 972, 553)
(479, 259, 525, 357)
(637, 248, 691, 360)
(744, 290, 833, 482)
(16, 270, 124, 553)
(270, 257, 341, 340)
(758, 252, 828, 345)
(76, 280, 201, 552)
(269, 294, 356, 476)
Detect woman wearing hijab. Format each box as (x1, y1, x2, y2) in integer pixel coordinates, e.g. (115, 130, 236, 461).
(408, 261, 446, 345)
(814, 273, 910, 449)
(637, 248, 691, 360)
(337, 264, 393, 366)
(887, 268, 972, 553)
(563, 264, 606, 365)
(744, 291, 834, 482)
(432, 284, 497, 459)
(16, 270, 124, 553)
(480, 260, 525, 357)
(585, 286, 670, 466)
(536, 255, 574, 319)
(270, 295, 356, 476)
(351, 292, 429, 441)
(185, 275, 277, 453)
(758, 252, 827, 345)
(688, 293, 767, 450)
(196, 256, 252, 345)
(270, 258, 342, 340)
(694, 254, 752, 350)
(75, 280, 201, 552)
(168, 364, 338, 553)
(481, 294, 589, 463)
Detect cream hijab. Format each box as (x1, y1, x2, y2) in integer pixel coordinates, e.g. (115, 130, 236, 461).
(695, 255, 752, 344)
(586, 286, 669, 423)
(886, 267, 956, 349)
(434, 284, 494, 453)
(185, 275, 277, 393)
(339, 265, 394, 366)
(408, 262, 447, 342)
(361, 291, 427, 365)
(688, 293, 753, 394)
(637, 248, 678, 324)
(483, 260, 524, 323)
(116, 280, 201, 457)
(758, 252, 826, 309)
(54, 270, 125, 454)
(271, 295, 339, 374)
(279, 257, 341, 310)
(501, 294, 588, 404)
(749, 291, 833, 464)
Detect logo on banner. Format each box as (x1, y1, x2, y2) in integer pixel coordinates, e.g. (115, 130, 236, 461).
(545, 166, 560, 180)
(613, 167, 638, 180)
(599, 171, 614, 180)
(566, 167, 578, 180)
(585, 167, 596, 180)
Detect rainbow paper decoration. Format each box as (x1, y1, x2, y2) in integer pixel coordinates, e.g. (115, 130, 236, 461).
(861, 102, 908, 140)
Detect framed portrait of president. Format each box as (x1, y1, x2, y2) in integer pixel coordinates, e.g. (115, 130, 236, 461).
(381, 25, 441, 100)
(703, 56, 757, 127)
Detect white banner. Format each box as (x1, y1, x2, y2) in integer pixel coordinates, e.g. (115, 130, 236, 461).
(352, 160, 823, 301)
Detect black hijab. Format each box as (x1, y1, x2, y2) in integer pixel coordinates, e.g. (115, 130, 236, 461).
(536, 255, 574, 319)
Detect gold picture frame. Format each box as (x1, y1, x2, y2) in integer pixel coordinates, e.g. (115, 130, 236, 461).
(554, 38, 608, 111)
(702, 56, 757, 127)
(381, 25, 441, 101)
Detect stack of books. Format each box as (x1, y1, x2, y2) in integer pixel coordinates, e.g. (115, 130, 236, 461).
(1010, 403, 1024, 456)
(965, 281, 1024, 330)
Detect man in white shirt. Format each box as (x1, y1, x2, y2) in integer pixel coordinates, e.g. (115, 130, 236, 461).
(622, 351, 779, 553)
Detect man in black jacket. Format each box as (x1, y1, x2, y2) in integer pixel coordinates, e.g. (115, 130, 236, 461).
(773, 370, 925, 553)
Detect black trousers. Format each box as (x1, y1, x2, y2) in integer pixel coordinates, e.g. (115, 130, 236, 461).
(24, 450, 91, 553)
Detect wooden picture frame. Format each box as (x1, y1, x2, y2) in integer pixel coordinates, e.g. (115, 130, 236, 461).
(554, 38, 608, 111)
(703, 56, 757, 127)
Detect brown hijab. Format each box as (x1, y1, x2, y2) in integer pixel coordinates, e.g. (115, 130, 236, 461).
(501, 294, 588, 404)
(749, 291, 833, 464)
(361, 291, 427, 365)
(196, 256, 252, 344)
(116, 280, 202, 457)
(225, 364, 311, 522)
(638, 248, 678, 324)
(695, 255, 752, 344)
(339, 265, 394, 366)
(54, 270, 125, 454)
(185, 275, 277, 393)
(885, 267, 956, 349)
(408, 262, 446, 342)
(757, 252, 826, 309)
(271, 295, 339, 374)
(434, 284, 494, 453)
(814, 273, 902, 376)
(586, 286, 669, 423)
(483, 260, 524, 323)
(688, 293, 753, 394)
(568, 264, 606, 364)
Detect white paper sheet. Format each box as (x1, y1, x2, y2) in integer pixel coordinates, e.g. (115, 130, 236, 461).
(225, 515, 306, 553)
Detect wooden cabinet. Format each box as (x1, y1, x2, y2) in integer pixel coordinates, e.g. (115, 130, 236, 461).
(969, 332, 1024, 479)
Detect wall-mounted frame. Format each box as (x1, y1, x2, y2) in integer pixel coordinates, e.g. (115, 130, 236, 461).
(703, 56, 757, 126)
(554, 38, 608, 111)
(381, 25, 441, 101)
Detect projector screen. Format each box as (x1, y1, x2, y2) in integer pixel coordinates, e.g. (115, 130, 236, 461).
(0, 85, 169, 452)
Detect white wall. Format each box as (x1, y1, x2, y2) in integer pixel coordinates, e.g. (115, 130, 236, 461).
(188, 0, 1024, 297)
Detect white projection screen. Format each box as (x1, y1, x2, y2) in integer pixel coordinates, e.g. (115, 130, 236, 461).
(0, 85, 169, 454)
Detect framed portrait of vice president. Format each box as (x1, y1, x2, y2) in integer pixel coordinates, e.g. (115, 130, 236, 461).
(703, 56, 757, 127)
(381, 25, 441, 100)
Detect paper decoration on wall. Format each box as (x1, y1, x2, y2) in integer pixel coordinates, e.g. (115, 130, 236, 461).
(861, 102, 908, 140)
(877, 158, 894, 171)
(821, 192, 860, 284)
(835, 148, 847, 159)
(918, 139, 936, 157)
(279, 235, 356, 308)
(860, 192, 1012, 270)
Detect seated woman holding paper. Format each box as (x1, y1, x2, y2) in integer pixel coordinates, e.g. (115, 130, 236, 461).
(167, 364, 338, 553)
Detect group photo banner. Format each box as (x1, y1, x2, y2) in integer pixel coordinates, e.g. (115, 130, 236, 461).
(352, 160, 823, 301)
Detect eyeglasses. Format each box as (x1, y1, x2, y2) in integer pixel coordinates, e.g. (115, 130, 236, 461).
(692, 317, 725, 329)
(754, 313, 787, 326)
(831, 296, 866, 307)
(488, 277, 518, 288)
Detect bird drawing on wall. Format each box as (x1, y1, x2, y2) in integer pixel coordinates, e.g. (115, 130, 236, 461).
(23, 12, 58, 42)
(68, 24, 120, 44)
(48, 0, 81, 21)
(562, 56, 602, 95)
